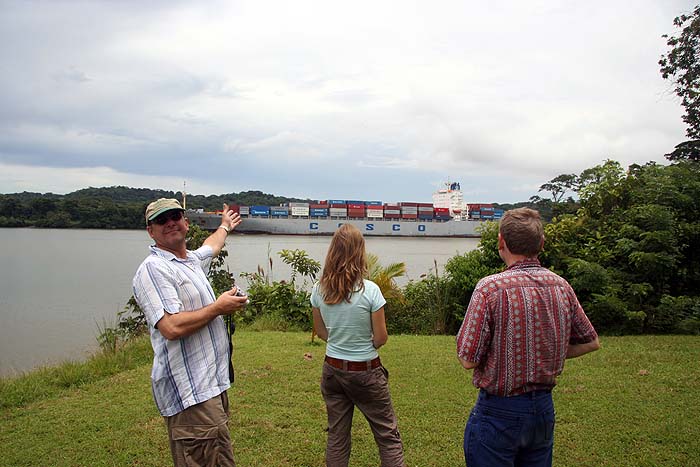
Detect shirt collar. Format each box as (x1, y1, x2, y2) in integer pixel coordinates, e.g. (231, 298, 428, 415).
(506, 257, 542, 271)
(149, 245, 193, 262)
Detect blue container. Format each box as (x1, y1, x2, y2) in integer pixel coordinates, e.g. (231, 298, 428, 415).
(418, 213, 434, 220)
(364, 201, 382, 206)
(310, 209, 329, 217)
(271, 210, 289, 216)
(250, 206, 270, 216)
(327, 200, 345, 205)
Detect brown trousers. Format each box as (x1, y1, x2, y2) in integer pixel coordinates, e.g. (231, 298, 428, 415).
(165, 391, 236, 467)
(320, 362, 406, 467)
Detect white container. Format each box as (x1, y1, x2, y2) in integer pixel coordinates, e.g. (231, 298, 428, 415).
(330, 208, 348, 216)
(291, 207, 310, 216)
(290, 202, 310, 208)
(239, 206, 250, 215)
(367, 210, 383, 218)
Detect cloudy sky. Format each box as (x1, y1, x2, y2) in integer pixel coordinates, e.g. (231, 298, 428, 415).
(0, 1, 694, 203)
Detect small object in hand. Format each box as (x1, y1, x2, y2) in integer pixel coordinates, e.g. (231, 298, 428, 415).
(234, 286, 250, 305)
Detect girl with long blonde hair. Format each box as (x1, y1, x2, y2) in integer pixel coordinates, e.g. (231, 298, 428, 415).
(311, 224, 406, 467)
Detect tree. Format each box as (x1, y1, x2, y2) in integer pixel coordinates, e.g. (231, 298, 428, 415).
(659, 5, 700, 160)
(538, 173, 578, 203)
(365, 253, 406, 302)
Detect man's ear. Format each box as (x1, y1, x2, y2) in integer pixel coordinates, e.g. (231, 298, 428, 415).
(498, 233, 505, 250)
(147, 224, 155, 239)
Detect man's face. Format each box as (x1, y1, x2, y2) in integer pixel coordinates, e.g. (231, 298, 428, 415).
(147, 209, 189, 250)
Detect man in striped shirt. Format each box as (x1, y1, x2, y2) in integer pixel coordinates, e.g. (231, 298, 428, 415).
(133, 198, 247, 467)
(456, 208, 600, 467)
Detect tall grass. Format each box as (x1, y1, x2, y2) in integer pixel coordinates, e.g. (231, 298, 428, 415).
(0, 333, 698, 467)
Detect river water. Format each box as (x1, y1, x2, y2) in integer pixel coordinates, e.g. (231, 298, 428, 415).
(0, 228, 478, 377)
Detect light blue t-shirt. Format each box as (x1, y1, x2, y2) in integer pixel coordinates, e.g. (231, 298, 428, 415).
(310, 279, 386, 361)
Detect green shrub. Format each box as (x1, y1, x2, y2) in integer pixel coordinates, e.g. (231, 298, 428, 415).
(648, 295, 700, 334)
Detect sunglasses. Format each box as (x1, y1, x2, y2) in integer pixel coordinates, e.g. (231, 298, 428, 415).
(152, 210, 184, 225)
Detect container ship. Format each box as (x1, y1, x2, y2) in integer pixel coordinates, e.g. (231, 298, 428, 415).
(185, 182, 503, 237)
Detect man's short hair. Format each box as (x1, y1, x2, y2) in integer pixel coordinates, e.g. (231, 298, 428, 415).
(499, 208, 544, 257)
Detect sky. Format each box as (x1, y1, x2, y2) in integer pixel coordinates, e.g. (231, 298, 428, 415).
(0, 1, 695, 204)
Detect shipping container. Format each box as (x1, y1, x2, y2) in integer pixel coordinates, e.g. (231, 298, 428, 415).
(291, 207, 310, 216)
(239, 206, 250, 215)
(399, 202, 418, 207)
(330, 208, 348, 216)
(347, 203, 364, 209)
(250, 206, 270, 216)
(289, 202, 310, 208)
(364, 201, 382, 206)
(401, 213, 418, 219)
(327, 200, 345, 205)
(384, 212, 401, 219)
(367, 210, 383, 218)
(310, 209, 329, 217)
(309, 204, 327, 209)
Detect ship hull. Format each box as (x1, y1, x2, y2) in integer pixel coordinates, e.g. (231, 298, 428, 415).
(187, 212, 481, 237)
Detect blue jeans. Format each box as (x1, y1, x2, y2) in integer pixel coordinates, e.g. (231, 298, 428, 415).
(464, 389, 555, 467)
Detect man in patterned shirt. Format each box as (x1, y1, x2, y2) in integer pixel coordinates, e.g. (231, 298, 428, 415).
(133, 198, 247, 467)
(456, 207, 600, 467)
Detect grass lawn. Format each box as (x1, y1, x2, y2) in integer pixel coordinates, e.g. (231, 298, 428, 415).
(0, 332, 698, 467)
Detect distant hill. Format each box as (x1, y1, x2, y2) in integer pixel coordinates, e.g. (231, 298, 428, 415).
(0, 186, 311, 229)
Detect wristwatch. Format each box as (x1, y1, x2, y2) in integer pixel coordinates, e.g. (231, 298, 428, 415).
(218, 225, 230, 233)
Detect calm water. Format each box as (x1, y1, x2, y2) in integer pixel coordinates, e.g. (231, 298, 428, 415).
(0, 228, 478, 377)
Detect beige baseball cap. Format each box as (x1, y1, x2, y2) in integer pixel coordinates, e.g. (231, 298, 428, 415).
(145, 198, 184, 224)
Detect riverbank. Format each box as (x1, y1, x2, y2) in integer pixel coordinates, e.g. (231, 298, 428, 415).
(1, 332, 699, 467)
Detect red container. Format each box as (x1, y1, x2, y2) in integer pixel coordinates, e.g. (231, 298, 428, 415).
(399, 202, 418, 207)
(384, 212, 401, 219)
(366, 205, 383, 210)
(347, 203, 364, 209)
(309, 204, 327, 209)
(418, 203, 434, 208)
(401, 213, 418, 219)
(347, 209, 365, 217)
(330, 203, 347, 208)
(434, 207, 449, 214)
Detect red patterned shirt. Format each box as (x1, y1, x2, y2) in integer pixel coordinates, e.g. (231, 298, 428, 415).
(456, 258, 598, 397)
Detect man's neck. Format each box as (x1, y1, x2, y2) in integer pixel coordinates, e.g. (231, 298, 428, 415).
(503, 253, 534, 268)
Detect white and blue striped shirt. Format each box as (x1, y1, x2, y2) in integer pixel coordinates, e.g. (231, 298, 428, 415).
(133, 245, 231, 417)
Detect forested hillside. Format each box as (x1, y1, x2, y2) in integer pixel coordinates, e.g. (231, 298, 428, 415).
(0, 186, 310, 229)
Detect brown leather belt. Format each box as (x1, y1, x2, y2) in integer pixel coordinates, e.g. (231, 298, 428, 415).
(325, 355, 381, 371)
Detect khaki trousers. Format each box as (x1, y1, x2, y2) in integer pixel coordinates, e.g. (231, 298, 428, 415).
(320, 362, 406, 467)
(165, 391, 236, 467)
